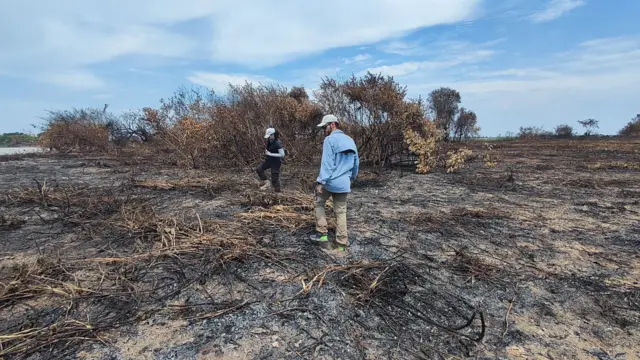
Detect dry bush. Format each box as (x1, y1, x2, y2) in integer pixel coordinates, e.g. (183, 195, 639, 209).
(445, 148, 473, 173)
(38, 106, 155, 154)
(518, 126, 553, 140)
(35, 75, 490, 175)
(404, 119, 441, 174)
(215, 83, 323, 166)
(314, 72, 426, 171)
(619, 115, 640, 137)
(107, 110, 155, 146)
(141, 84, 322, 169)
(140, 86, 217, 168)
(402, 120, 485, 175)
(162, 117, 215, 168)
(39, 108, 113, 153)
(483, 143, 497, 167)
(555, 124, 574, 138)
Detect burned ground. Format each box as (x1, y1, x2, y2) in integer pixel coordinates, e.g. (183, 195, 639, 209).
(1, 139, 639, 360)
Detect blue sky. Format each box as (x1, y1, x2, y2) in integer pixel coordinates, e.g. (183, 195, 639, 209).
(1, 0, 639, 136)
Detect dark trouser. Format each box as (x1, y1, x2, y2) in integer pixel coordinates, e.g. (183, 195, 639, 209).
(256, 159, 282, 192)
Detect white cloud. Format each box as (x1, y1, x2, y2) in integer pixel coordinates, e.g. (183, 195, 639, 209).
(530, 0, 585, 23)
(1, 0, 633, 136)
(363, 40, 498, 77)
(464, 68, 560, 78)
(187, 72, 276, 93)
(39, 70, 106, 90)
(378, 39, 426, 56)
(0, 0, 482, 78)
(378, 37, 505, 57)
(391, 35, 640, 134)
(207, 0, 481, 67)
(363, 62, 425, 77)
(366, 50, 495, 77)
(1, 18, 194, 72)
(368, 35, 640, 96)
(343, 54, 372, 64)
(465, 36, 639, 94)
(0, 2, 197, 89)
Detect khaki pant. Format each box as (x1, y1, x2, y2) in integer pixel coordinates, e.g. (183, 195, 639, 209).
(314, 189, 348, 245)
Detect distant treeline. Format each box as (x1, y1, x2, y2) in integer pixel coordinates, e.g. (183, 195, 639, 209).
(0, 132, 40, 147)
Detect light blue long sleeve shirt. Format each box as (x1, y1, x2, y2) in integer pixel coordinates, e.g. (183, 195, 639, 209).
(316, 130, 359, 193)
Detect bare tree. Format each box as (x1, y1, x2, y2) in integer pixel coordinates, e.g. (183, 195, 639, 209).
(452, 108, 480, 141)
(577, 118, 599, 136)
(427, 87, 461, 141)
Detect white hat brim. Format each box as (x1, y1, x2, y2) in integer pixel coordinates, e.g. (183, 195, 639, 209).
(317, 120, 335, 127)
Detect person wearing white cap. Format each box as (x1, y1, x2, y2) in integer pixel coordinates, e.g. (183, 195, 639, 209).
(255, 127, 285, 192)
(309, 114, 359, 252)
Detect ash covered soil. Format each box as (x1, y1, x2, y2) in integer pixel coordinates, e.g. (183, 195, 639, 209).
(1, 139, 639, 360)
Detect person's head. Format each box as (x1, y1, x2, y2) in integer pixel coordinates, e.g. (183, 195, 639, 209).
(264, 127, 278, 141)
(317, 114, 340, 136)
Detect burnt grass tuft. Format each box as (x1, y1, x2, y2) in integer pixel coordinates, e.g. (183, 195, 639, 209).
(1, 138, 639, 359)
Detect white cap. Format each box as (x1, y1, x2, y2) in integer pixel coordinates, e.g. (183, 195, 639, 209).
(264, 127, 276, 139)
(317, 114, 338, 128)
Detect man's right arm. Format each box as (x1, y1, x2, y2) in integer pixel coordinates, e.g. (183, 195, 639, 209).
(316, 138, 335, 185)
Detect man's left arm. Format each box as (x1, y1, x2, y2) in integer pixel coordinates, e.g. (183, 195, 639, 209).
(351, 150, 359, 182)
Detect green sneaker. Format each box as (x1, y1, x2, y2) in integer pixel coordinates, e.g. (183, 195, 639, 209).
(333, 241, 348, 251)
(310, 233, 328, 241)
(309, 233, 331, 249)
